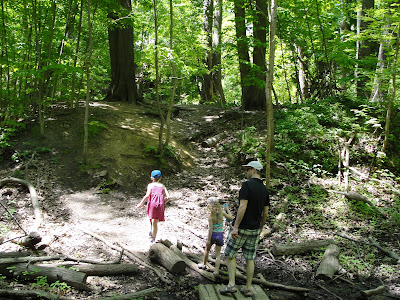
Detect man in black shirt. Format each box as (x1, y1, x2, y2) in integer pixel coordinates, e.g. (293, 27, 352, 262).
(220, 161, 270, 297)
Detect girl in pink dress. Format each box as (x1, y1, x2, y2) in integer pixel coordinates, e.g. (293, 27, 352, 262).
(137, 170, 169, 243)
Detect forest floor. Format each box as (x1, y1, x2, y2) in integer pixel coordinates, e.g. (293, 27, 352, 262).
(0, 101, 399, 300)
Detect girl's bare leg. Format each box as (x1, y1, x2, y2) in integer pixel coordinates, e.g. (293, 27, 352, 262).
(152, 219, 159, 241)
(214, 245, 222, 275)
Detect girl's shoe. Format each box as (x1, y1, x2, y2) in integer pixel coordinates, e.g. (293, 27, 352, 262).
(197, 264, 206, 270)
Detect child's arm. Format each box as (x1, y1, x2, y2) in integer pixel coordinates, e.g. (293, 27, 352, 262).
(137, 184, 151, 208)
(222, 205, 234, 221)
(163, 186, 170, 203)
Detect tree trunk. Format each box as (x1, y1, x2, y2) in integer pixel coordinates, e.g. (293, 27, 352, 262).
(83, 0, 93, 165)
(71, 0, 83, 108)
(271, 240, 336, 256)
(382, 23, 400, 153)
(60, 263, 139, 276)
(149, 242, 186, 274)
(0, 263, 89, 291)
(212, 0, 225, 105)
(105, 0, 137, 103)
(250, 0, 267, 109)
(356, 0, 377, 98)
(315, 244, 342, 280)
(265, 0, 277, 187)
(201, 0, 214, 103)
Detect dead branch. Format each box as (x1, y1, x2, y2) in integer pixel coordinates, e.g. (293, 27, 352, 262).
(0, 289, 69, 300)
(328, 190, 386, 217)
(332, 232, 400, 263)
(96, 287, 158, 300)
(360, 285, 386, 297)
(0, 177, 42, 231)
(315, 283, 344, 300)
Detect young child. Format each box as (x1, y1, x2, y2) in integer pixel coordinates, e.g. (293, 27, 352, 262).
(198, 197, 233, 276)
(137, 170, 169, 243)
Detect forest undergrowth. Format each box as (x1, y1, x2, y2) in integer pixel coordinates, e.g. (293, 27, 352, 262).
(0, 99, 399, 299)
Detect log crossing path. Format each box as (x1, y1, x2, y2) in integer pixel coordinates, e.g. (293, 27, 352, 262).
(199, 284, 270, 300)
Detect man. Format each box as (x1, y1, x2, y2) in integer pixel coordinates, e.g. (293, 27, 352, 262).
(220, 160, 270, 297)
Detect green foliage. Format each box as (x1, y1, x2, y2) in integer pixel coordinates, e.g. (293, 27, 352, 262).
(0, 120, 26, 149)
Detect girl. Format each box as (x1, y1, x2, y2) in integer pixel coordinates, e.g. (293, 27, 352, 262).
(198, 197, 233, 276)
(137, 170, 169, 243)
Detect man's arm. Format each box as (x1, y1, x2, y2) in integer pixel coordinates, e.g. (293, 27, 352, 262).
(260, 206, 269, 230)
(231, 199, 248, 239)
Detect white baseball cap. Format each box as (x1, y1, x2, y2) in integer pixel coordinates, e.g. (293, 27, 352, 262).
(242, 161, 263, 171)
(208, 197, 220, 204)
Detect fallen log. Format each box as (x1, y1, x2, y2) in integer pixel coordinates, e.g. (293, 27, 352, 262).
(328, 190, 386, 217)
(360, 285, 386, 297)
(201, 131, 229, 147)
(0, 263, 89, 291)
(169, 245, 216, 281)
(0, 288, 69, 300)
(96, 287, 158, 300)
(316, 244, 343, 280)
(271, 239, 336, 256)
(59, 263, 139, 276)
(149, 242, 186, 274)
(0, 251, 33, 258)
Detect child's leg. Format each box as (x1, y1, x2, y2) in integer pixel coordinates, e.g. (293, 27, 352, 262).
(214, 245, 222, 274)
(202, 243, 212, 266)
(152, 219, 159, 240)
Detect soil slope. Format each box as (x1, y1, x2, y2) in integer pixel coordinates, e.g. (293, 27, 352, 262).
(0, 101, 399, 300)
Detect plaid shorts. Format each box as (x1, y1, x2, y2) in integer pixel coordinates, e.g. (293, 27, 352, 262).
(224, 227, 260, 260)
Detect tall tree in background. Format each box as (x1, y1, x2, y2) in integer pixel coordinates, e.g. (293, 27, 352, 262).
(265, 0, 277, 187)
(356, 0, 377, 98)
(105, 0, 137, 102)
(234, 0, 267, 110)
(212, 0, 225, 105)
(83, 0, 93, 164)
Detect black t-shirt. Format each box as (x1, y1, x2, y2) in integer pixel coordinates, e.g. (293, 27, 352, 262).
(237, 178, 270, 230)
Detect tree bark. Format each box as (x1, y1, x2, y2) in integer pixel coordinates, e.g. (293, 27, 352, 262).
(60, 263, 139, 276)
(149, 242, 186, 274)
(105, 0, 137, 102)
(315, 244, 342, 280)
(0, 263, 89, 291)
(265, 0, 277, 186)
(271, 239, 336, 256)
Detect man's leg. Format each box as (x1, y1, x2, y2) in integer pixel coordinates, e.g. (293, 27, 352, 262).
(245, 259, 254, 290)
(226, 256, 237, 287)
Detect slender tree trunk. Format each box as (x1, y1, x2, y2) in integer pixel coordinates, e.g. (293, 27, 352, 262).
(83, 0, 93, 165)
(356, 0, 376, 98)
(152, 0, 165, 153)
(1, 0, 10, 112)
(201, 0, 214, 103)
(212, 0, 225, 106)
(164, 0, 177, 147)
(382, 24, 400, 153)
(265, 0, 277, 188)
(71, 0, 83, 109)
(295, 44, 309, 101)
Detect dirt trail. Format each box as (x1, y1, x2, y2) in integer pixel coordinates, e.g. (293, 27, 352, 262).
(62, 107, 239, 254)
